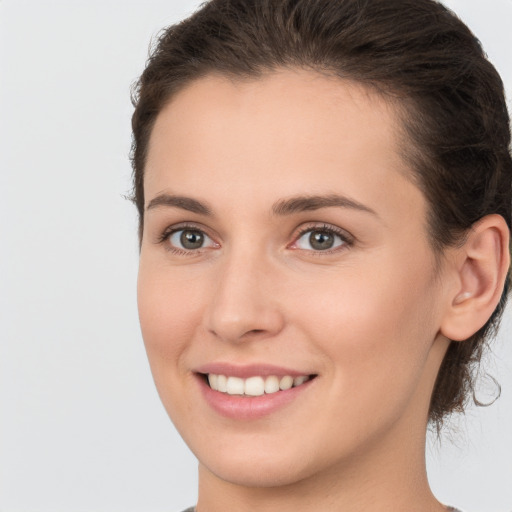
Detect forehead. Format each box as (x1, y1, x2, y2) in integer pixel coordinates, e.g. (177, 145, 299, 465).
(144, 69, 420, 219)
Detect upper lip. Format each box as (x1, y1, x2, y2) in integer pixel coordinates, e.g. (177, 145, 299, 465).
(194, 362, 315, 379)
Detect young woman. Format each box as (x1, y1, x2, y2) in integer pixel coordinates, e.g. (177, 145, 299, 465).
(130, 1, 511, 510)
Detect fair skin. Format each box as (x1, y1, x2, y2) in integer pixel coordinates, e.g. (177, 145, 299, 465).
(137, 69, 509, 512)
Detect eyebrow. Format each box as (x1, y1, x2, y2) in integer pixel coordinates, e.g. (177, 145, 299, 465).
(146, 194, 213, 216)
(272, 194, 378, 217)
(145, 192, 377, 218)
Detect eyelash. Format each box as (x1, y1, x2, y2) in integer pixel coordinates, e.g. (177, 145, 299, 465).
(156, 223, 354, 256)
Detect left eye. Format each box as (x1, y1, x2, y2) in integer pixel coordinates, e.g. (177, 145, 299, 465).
(294, 228, 346, 251)
(168, 228, 216, 250)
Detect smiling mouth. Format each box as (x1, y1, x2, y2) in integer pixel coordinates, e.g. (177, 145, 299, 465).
(202, 373, 316, 396)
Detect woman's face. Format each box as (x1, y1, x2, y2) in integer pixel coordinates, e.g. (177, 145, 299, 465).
(138, 70, 452, 488)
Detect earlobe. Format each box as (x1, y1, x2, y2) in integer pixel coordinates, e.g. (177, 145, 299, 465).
(440, 214, 510, 342)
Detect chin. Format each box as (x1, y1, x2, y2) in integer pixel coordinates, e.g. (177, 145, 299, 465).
(190, 426, 352, 490)
(201, 455, 316, 489)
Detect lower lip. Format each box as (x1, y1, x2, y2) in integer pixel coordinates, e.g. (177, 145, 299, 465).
(197, 375, 315, 420)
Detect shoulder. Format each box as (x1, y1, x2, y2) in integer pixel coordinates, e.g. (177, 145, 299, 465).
(180, 508, 196, 512)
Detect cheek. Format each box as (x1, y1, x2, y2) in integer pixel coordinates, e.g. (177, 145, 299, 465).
(294, 259, 436, 343)
(137, 259, 205, 376)
(288, 257, 440, 410)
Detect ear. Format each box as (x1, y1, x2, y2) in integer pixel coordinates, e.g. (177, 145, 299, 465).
(440, 214, 510, 342)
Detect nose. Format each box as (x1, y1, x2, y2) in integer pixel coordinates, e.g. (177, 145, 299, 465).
(204, 249, 285, 344)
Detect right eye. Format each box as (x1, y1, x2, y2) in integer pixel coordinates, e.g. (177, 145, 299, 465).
(166, 228, 217, 252)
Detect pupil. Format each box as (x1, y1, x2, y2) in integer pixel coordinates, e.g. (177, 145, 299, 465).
(310, 231, 334, 250)
(181, 230, 204, 249)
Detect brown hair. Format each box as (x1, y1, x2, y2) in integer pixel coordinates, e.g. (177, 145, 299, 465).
(130, 0, 512, 429)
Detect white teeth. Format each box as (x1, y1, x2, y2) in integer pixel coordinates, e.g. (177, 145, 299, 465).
(208, 374, 218, 390)
(264, 375, 280, 394)
(293, 376, 307, 386)
(206, 373, 311, 395)
(279, 375, 293, 390)
(226, 376, 244, 395)
(244, 376, 265, 396)
(217, 374, 227, 392)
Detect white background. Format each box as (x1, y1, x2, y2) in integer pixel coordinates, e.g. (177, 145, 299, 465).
(0, 1, 511, 511)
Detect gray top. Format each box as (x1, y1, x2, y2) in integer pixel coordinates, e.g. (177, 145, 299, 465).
(182, 507, 462, 511)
